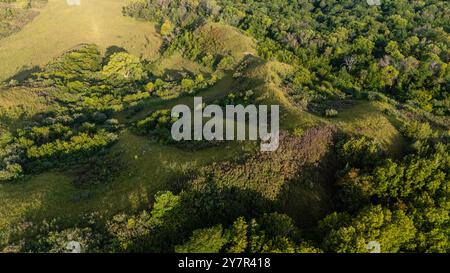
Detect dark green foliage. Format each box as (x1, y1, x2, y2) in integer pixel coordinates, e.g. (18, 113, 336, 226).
(71, 152, 126, 188)
(319, 205, 416, 253)
(134, 109, 176, 142)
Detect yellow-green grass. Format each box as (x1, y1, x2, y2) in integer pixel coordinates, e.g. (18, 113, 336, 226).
(0, 0, 162, 81)
(0, 86, 55, 130)
(196, 22, 257, 61)
(242, 59, 323, 131)
(331, 101, 407, 157)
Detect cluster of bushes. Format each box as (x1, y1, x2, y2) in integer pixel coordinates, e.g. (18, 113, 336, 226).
(133, 109, 221, 150)
(71, 151, 126, 188)
(164, 29, 238, 71)
(134, 109, 176, 142)
(122, 0, 219, 32)
(1, 0, 449, 254)
(0, 108, 120, 180)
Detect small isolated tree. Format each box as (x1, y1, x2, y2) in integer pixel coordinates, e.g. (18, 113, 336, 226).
(160, 20, 173, 36)
(102, 52, 146, 81)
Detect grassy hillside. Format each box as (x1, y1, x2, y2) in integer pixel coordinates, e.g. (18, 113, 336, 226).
(0, 49, 410, 245)
(195, 22, 256, 60)
(332, 101, 407, 157)
(0, 0, 162, 82)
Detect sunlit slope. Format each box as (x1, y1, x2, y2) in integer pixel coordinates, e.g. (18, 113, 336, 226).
(195, 22, 256, 61)
(0, 0, 162, 81)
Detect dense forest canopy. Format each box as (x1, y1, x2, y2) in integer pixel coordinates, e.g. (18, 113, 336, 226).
(0, 0, 448, 253)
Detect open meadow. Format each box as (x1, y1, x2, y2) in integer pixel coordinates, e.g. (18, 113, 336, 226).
(0, 0, 162, 82)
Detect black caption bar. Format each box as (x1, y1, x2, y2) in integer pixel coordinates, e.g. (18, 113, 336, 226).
(0, 253, 447, 272)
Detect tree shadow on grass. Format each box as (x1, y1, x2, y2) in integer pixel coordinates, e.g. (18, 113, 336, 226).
(3, 65, 41, 83)
(275, 150, 338, 239)
(104, 45, 128, 63)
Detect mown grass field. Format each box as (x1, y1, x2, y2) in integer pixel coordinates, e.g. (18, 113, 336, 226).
(0, 0, 162, 81)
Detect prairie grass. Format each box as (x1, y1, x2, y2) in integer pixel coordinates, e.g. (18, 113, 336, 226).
(0, 0, 162, 81)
